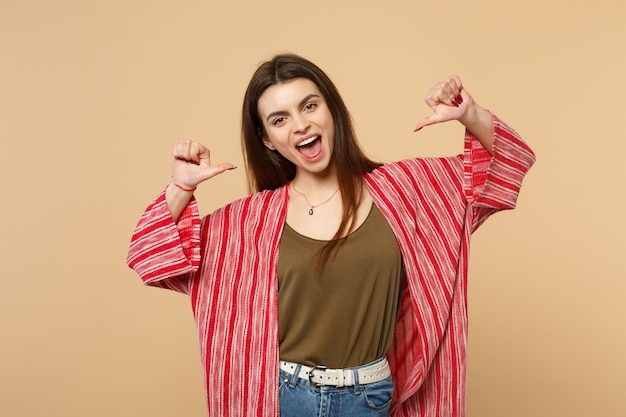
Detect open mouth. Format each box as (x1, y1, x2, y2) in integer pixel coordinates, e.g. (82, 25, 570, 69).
(296, 135, 322, 159)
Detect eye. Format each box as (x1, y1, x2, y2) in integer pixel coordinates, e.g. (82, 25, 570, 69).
(272, 116, 286, 126)
(304, 102, 317, 111)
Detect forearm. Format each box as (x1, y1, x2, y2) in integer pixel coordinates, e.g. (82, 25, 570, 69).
(166, 181, 195, 223)
(459, 103, 494, 154)
(465, 113, 536, 214)
(127, 188, 201, 288)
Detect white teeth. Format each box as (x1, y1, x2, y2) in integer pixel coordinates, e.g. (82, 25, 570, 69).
(297, 136, 319, 147)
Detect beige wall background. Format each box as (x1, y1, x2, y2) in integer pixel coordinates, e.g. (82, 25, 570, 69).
(1, 0, 624, 416)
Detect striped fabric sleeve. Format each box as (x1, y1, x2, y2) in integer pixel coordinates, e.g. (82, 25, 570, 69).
(464, 113, 536, 231)
(126, 188, 201, 294)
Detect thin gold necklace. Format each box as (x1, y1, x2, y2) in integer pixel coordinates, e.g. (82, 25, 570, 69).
(291, 183, 340, 215)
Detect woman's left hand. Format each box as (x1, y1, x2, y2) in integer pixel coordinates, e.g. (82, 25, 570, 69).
(413, 75, 473, 132)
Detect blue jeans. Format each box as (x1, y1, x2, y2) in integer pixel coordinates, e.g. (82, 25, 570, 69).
(278, 358, 394, 417)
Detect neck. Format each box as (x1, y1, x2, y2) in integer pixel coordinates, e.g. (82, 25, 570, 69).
(290, 181, 340, 216)
(292, 168, 339, 194)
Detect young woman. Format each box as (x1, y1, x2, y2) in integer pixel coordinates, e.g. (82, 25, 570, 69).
(127, 54, 535, 417)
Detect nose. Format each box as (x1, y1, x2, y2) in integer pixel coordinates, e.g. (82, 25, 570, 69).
(291, 113, 310, 133)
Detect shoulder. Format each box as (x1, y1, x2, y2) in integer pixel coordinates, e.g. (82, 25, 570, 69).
(199, 186, 288, 247)
(367, 155, 464, 186)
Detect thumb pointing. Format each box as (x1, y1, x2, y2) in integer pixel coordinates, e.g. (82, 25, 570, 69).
(413, 116, 434, 132)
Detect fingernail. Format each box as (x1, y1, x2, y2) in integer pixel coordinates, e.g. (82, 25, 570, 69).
(455, 94, 463, 103)
(413, 126, 423, 132)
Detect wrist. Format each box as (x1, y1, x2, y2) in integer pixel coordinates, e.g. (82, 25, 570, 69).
(459, 103, 493, 132)
(171, 177, 196, 192)
(458, 102, 482, 127)
(459, 104, 495, 154)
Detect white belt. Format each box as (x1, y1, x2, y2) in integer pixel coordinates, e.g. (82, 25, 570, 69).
(279, 358, 391, 388)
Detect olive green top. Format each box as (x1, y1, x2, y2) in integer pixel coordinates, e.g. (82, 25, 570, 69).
(278, 203, 404, 369)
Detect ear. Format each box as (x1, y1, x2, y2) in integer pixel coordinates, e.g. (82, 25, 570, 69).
(257, 126, 276, 150)
(262, 135, 276, 150)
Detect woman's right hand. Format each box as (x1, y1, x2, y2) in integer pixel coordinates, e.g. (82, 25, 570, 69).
(171, 140, 236, 190)
(166, 140, 236, 222)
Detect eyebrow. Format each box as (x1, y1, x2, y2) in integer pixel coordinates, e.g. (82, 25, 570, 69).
(265, 93, 321, 123)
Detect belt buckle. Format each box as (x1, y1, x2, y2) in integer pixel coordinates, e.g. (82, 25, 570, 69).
(308, 365, 328, 387)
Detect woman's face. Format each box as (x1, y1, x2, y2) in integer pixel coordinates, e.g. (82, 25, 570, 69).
(258, 78, 335, 178)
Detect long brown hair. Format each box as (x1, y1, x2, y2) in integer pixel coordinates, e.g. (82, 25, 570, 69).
(241, 53, 381, 264)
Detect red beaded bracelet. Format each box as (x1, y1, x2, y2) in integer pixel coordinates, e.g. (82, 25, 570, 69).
(171, 178, 196, 192)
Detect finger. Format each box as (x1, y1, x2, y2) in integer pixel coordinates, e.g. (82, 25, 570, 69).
(433, 83, 457, 108)
(216, 162, 237, 172)
(171, 141, 182, 158)
(413, 115, 437, 132)
(452, 77, 464, 105)
(172, 140, 193, 161)
(173, 141, 209, 165)
(443, 76, 463, 106)
(189, 142, 210, 164)
(204, 163, 237, 179)
(442, 84, 457, 107)
(447, 75, 462, 91)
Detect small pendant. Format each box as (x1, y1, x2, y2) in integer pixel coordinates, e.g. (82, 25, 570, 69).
(308, 208, 314, 215)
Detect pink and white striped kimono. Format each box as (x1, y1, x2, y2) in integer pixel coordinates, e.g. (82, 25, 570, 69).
(127, 114, 535, 416)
